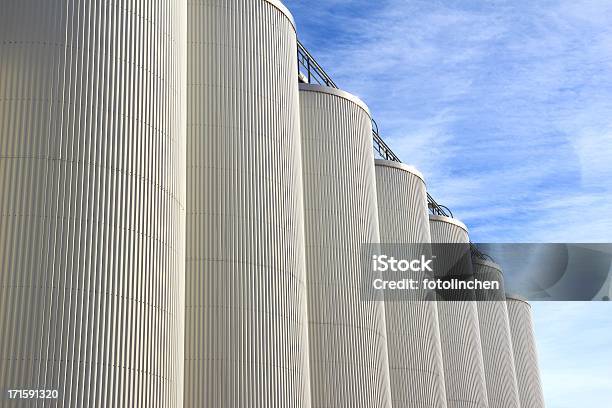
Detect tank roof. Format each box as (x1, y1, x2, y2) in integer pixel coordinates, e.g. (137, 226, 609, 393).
(299, 83, 371, 117)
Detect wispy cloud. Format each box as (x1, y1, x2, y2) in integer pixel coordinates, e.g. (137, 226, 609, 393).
(286, 0, 612, 243)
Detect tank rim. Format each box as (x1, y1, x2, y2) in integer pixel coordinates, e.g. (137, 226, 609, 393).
(264, 0, 296, 31)
(428, 214, 469, 233)
(299, 83, 371, 117)
(374, 159, 426, 184)
(506, 293, 530, 306)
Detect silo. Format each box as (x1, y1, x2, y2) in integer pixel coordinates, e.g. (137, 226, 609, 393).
(473, 259, 521, 408)
(507, 295, 546, 408)
(375, 160, 447, 408)
(300, 84, 392, 407)
(186, 1, 311, 407)
(429, 215, 489, 408)
(0, 1, 187, 407)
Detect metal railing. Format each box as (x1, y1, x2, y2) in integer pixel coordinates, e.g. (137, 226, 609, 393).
(298, 40, 453, 218)
(471, 245, 495, 262)
(298, 41, 337, 87)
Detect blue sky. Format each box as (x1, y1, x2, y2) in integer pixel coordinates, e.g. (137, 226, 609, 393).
(284, 0, 612, 405)
(531, 302, 612, 407)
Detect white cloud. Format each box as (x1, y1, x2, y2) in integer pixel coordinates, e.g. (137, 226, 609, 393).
(287, 0, 612, 243)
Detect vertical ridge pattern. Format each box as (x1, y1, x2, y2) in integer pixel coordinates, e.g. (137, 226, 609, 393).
(430, 217, 489, 408)
(300, 86, 393, 408)
(186, 1, 312, 407)
(507, 297, 545, 408)
(473, 261, 520, 408)
(375, 162, 447, 408)
(0, 0, 187, 406)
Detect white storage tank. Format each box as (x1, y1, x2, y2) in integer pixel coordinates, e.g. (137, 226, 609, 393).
(300, 84, 392, 407)
(473, 259, 521, 408)
(0, 1, 187, 406)
(507, 295, 546, 408)
(429, 216, 489, 408)
(375, 160, 447, 408)
(186, 1, 311, 406)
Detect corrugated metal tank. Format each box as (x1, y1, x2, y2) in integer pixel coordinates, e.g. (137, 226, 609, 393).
(473, 259, 521, 408)
(507, 295, 546, 408)
(0, 1, 187, 407)
(375, 160, 447, 408)
(429, 215, 489, 408)
(300, 84, 392, 408)
(186, 1, 311, 407)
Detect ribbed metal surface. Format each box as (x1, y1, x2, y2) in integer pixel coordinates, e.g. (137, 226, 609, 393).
(473, 261, 520, 408)
(300, 84, 392, 408)
(0, 1, 187, 407)
(507, 296, 545, 408)
(429, 216, 489, 408)
(186, 1, 311, 407)
(375, 161, 447, 408)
